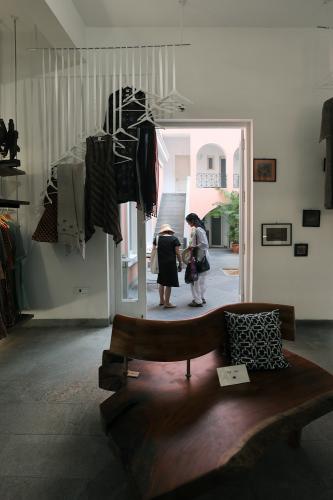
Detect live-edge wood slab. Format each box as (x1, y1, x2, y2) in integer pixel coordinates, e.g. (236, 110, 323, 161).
(100, 348, 333, 500)
(100, 305, 333, 499)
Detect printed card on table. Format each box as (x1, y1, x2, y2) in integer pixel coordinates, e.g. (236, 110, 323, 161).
(217, 364, 250, 387)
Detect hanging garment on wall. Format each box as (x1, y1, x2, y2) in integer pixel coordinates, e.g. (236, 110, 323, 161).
(103, 87, 159, 218)
(320, 97, 333, 208)
(32, 179, 58, 242)
(7, 219, 26, 313)
(57, 163, 85, 258)
(85, 135, 122, 244)
(0, 218, 25, 334)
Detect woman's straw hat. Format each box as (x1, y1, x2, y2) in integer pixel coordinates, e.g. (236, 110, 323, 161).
(182, 247, 192, 265)
(159, 223, 175, 234)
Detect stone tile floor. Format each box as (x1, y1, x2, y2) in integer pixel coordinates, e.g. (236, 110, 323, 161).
(0, 319, 332, 499)
(147, 248, 240, 320)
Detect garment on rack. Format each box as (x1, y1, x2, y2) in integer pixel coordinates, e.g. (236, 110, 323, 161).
(57, 163, 85, 257)
(85, 135, 122, 244)
(320, 97, 333, 208)
(0, 118, 20, 161)
(103, 87, 158, 218)
(32, 179, 58, 242)
(0, 119, 8, 157)
(7, 219, 26, 312)
(0, 218, 25, 334)
(136, 125, 158, 219)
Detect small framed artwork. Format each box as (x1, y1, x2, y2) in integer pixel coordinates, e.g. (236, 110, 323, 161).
(253, 158, 276, 182)
(294, 243, 308, 257)
(261, 223, 292, 246)
(302, 210, 321, 227)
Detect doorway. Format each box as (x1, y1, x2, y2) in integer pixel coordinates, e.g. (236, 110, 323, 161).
(145, 120, 253, 320)
(211, 216, 223, 246)
(110, 120, 252, 320)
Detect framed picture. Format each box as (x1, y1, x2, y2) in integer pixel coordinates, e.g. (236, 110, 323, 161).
(294, 243, 308, 257)
(261, 223, 292, 246)
(302, 210, 321, 227)
(253, 159, 276, 182)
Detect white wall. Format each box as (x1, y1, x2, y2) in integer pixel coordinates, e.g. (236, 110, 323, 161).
(85, 26, 332, 319)
(0, 22, 110, 321)
(2, 20, 332, 319)
(162, 136, 190, 192)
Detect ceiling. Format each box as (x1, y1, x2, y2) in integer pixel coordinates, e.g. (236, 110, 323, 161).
(72, 0, 333, 28)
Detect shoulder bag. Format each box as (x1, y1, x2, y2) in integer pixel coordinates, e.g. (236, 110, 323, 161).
(150, 236, 159, 274)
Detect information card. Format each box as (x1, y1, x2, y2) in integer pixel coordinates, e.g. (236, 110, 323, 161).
(217, 364, 250, 387)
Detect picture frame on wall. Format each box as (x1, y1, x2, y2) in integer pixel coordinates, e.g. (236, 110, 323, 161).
(294, 243, 308, 257)
(261, 223, 292, 246)
(253, 158, 276, 182)
(302, 210, 321, 227)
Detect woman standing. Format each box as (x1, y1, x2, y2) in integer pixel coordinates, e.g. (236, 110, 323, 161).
(153, 224, 182, 308)
(185, 213, 210, 307)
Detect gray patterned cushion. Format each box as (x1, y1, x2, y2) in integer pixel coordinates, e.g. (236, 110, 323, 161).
(224, 310, 289, 371)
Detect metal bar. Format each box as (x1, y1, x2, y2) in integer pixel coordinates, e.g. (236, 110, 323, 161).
(28, 43, 191, 51)
(12, 16, 19, 220)
(12, 16, 18, 125)
(123, 356, 128, 375)
(186, 359, 191, 379)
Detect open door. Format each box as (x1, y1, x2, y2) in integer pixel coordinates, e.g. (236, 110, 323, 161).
(113, 203, 147, 318)
(238, 125, 252, 303)
(239, 129, 245, 302)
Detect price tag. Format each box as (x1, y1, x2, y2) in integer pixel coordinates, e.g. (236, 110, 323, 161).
(217, 364, 250, 387)
(126, 370, 140, 378)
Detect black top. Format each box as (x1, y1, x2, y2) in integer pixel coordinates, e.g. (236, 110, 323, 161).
(153, 234, 180, 287)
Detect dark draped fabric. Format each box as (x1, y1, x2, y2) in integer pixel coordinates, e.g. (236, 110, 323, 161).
(320, 97, 333, 208)
(103, 87, 158, 219)
(32, 179, 58, 243)
(85, 135, 122, 244)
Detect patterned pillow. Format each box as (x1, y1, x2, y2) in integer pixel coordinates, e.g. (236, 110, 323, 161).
(224, 310, 289, 371)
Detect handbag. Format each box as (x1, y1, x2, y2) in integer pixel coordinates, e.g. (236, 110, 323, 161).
(196, 255, 210, 273)
(184, 255, 199, 284)
(150, 236, 159, 274)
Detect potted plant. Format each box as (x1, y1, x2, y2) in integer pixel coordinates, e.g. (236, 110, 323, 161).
(210, 191, 239, 253)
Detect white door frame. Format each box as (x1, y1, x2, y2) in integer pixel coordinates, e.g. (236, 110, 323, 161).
(159, 119, 253, 303)
(109, 206, 147, 321)
(108, 119, 253, 320)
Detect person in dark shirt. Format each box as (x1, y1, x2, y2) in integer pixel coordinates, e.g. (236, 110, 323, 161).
(153, 224, 182, 308)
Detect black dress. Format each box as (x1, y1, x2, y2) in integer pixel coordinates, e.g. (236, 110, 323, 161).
(153, 235, 180, 287)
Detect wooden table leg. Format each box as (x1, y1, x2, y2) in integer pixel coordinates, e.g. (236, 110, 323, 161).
(288, 429, 302, 448)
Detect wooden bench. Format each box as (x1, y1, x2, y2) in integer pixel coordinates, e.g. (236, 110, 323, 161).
(99, 303, 333, 500)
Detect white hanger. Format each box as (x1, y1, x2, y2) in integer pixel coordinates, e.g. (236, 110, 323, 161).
(157, 45, 192, 108)
(123, 45, 160, 103)
(51, 147, 84, 167)
(118, 47, 147, 111)
(112, 47, 138, 143)
(110, 49, 133, 163)
(150, 46, 178, 116)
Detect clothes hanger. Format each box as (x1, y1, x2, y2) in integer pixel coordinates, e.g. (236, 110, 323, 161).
(117, 47, 147, 112)
(50, 146, 84, 167)
(150, 46, 177, 116)
(157, 45, 192, 109)
(112, 47, 139, 143)
(110, 49, 133, 163)
(123, 46, 160, 104)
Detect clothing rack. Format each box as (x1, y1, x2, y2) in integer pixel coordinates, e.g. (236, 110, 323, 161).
(33, 42, 192, 187)
(28, 43, 191, 51)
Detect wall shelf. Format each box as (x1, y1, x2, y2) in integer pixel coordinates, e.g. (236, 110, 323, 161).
(8, 313, 34, 329)
(0, 199, 30, 208)
(0, 166, 25, 177)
